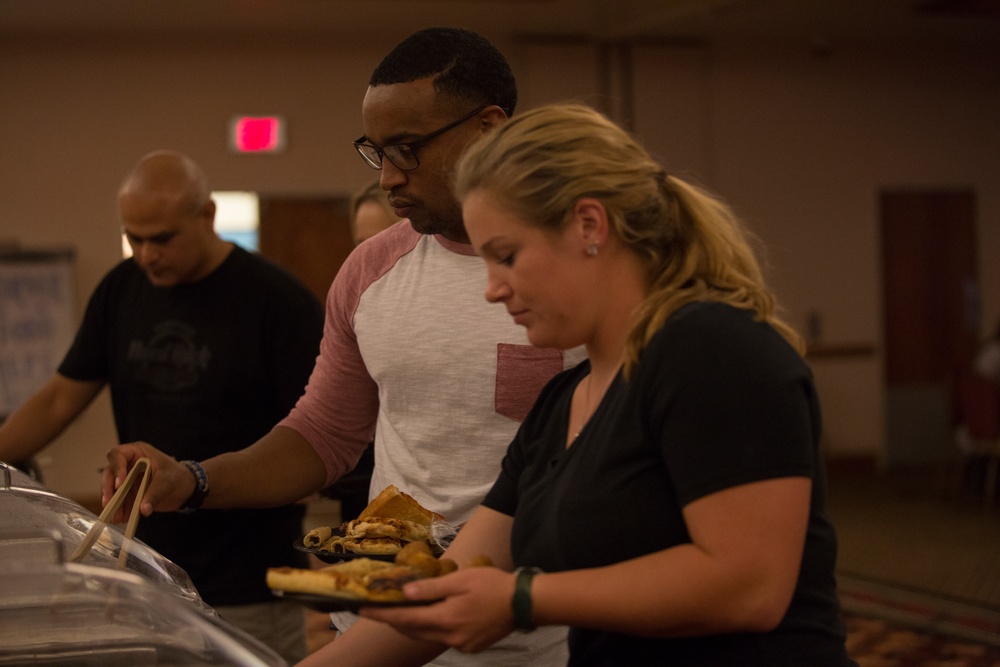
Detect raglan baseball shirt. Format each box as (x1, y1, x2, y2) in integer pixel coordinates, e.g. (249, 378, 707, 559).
(280, 220, 584, 666)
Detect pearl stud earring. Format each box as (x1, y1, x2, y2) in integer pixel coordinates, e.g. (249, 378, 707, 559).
(586, 244, 599, 256)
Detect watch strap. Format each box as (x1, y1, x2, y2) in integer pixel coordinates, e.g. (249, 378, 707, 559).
(178, 460, 209, 514)
(512, 566, 540, 632)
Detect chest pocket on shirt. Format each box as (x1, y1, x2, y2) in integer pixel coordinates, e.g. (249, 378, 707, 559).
(495, 343, 564, 422)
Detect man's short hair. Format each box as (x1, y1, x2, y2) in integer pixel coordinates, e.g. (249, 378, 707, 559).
(370, 27, 517, 117)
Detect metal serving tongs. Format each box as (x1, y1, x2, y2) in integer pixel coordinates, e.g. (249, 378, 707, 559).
(68, 457, 152, 569)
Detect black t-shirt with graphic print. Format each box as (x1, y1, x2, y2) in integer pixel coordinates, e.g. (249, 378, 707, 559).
(60, 246, 324, 606)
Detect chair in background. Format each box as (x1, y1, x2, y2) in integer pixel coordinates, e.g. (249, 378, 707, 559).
(952, 371, 1000, 512)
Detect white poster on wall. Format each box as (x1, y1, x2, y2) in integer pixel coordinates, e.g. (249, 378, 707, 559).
(0, 250, 76, 418)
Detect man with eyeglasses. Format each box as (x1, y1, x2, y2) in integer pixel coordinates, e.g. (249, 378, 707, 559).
(105, 27, 580, 666)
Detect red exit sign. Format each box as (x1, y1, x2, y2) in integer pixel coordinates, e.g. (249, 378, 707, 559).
(229, 115, 286, 154)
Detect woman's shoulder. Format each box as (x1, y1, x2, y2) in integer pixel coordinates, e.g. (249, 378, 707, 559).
(667, 300, 752, 324)
(654, 301, 758, 346)
(646, 301, 804, 372)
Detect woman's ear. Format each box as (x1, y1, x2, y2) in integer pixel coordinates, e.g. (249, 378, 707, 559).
(572, 197, 609, 253)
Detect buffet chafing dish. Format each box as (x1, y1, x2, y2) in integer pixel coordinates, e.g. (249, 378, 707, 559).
(0, 462, 286, 666)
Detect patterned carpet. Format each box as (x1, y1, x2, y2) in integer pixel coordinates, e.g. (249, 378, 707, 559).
(845, 613, 1000, 666)
(826, 461, 1000, 664)
(840, 574, 1000, 666)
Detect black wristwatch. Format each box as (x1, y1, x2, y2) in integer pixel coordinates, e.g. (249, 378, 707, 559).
(178, 460, 209, 514)
(512, 566, 541, 632)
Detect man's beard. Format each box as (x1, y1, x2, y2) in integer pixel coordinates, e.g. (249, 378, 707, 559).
(408, 207, 463, 239)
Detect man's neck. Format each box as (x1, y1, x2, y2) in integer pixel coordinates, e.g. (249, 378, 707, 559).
(437, 228, 471, 245)
(187, 239, 235, 284)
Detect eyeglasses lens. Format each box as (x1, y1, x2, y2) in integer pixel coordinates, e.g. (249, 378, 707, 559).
(356, 144, 382, 170)
(383, 146, 418, 171)
(355, 143, 420, 171)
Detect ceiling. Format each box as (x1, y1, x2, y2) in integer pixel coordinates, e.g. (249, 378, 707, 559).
(1, 0, 998, 46)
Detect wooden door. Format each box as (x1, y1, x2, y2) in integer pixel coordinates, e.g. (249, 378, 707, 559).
(881, 190, 978, 465)
(257, 196, 353, 304)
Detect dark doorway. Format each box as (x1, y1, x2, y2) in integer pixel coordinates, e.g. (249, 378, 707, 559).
(880, 189, 978, 465)
(257, 196, 353, 304)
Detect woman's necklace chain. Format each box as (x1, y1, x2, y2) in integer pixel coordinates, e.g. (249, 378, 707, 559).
(572, 374, 597, 441)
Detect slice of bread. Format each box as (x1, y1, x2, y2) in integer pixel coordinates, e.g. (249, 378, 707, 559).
(357, 484, 442, 526)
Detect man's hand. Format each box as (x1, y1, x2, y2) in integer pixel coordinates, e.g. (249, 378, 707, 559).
(102, 443, 195, 522)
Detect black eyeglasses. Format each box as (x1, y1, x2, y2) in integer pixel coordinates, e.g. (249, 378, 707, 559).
(353, 105, 489, 171)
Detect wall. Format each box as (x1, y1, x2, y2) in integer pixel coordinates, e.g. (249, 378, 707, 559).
(706, 38, 1000, 463)
(1, 30, 998, 499)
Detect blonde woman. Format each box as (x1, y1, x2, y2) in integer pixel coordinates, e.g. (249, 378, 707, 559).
(349, 180, 400, 246)
(325, 104, 854, 666)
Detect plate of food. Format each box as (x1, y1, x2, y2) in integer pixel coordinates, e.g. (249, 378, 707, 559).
(296, 485, 450, 562)
(271, 590, 442, 613)
(268, 541, 454, 612)
(294, 537, 397, 563)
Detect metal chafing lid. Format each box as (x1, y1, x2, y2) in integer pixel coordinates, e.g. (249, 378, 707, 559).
(0, 561, 286, 666)
(0, 461, 202, 606)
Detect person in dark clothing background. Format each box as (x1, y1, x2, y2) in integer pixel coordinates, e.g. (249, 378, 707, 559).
(0, 150, 325, 663)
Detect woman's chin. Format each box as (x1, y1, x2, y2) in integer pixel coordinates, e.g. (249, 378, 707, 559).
(525, 330, 560, 350)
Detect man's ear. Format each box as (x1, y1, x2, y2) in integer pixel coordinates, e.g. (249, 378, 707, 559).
(479, 105, 510, 132)
(200, 199, 217, 229)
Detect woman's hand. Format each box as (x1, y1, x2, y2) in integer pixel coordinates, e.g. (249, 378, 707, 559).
(360, 566, 517, 653)
(102, 443, 193, 521)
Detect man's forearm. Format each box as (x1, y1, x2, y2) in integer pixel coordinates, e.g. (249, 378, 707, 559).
(0, 407, 56, 464)
(200, 425, 328, 508)
(0, 376, 101, 464)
